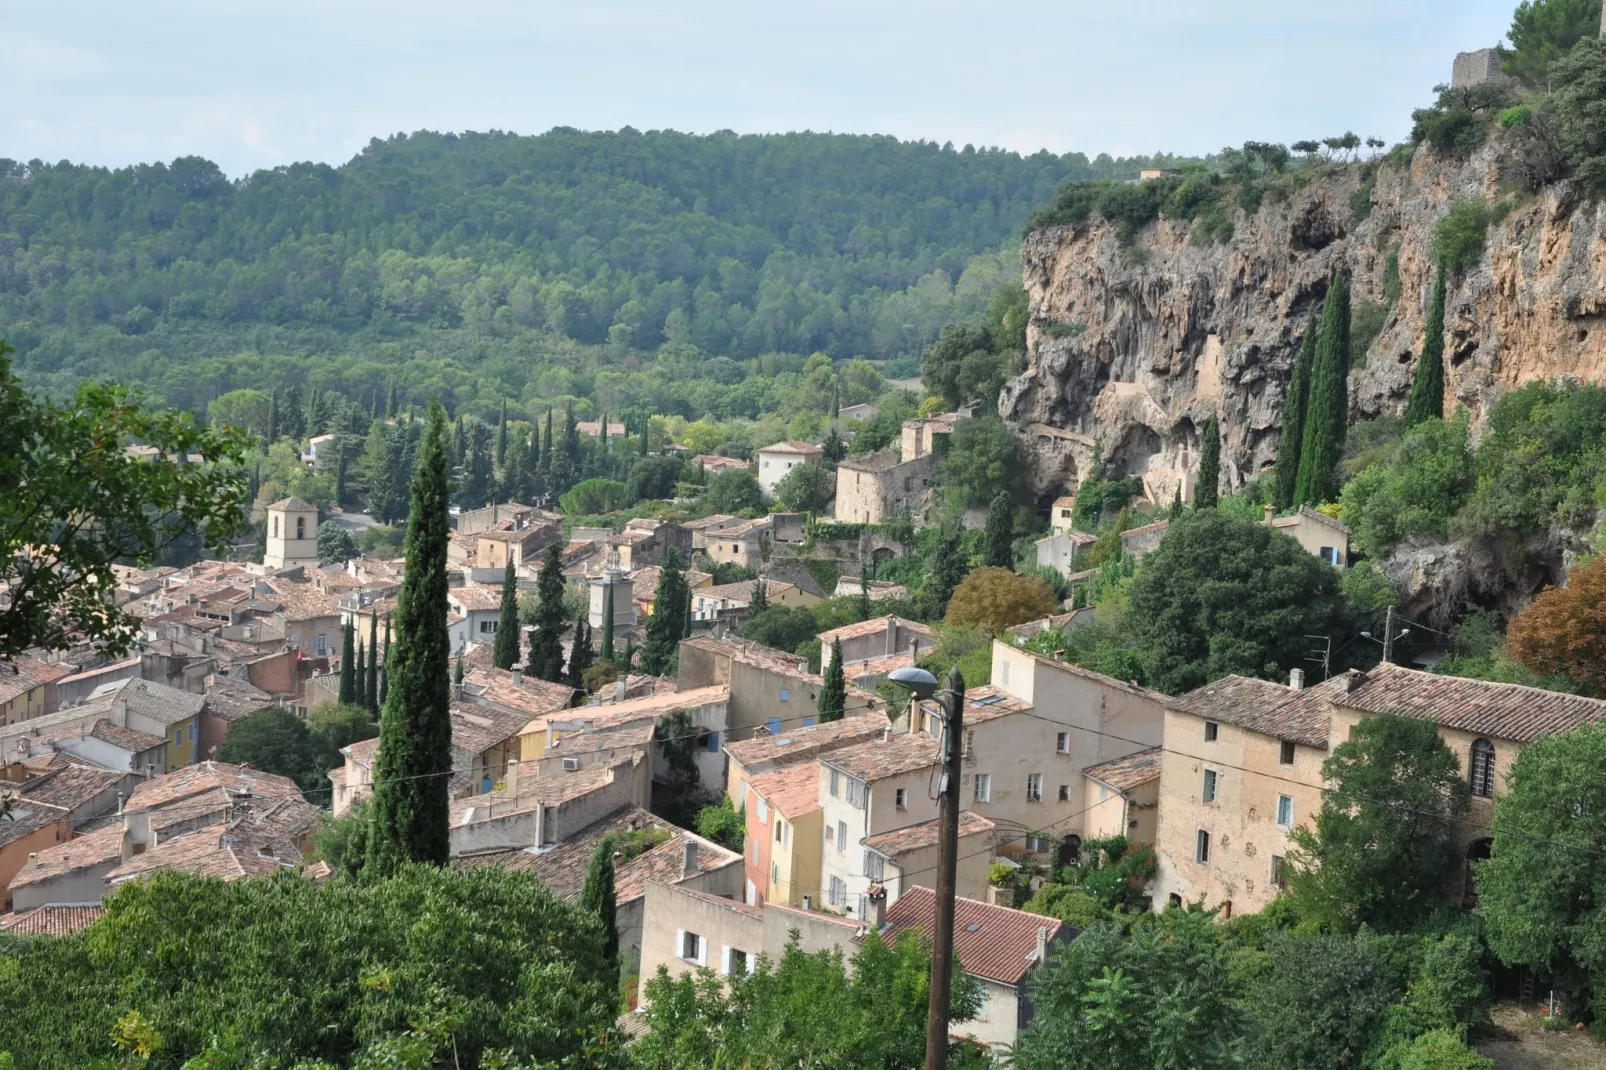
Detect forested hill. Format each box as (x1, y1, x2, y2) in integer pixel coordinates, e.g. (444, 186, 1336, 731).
(0, 128, 1189, 411)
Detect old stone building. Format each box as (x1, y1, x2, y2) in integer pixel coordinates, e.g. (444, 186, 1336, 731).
(832, 449, 938, 524)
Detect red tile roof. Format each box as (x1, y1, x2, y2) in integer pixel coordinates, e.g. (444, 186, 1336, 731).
(6, 822, 124, 888)
(0, 904, 105, 936)
(1334, 662, 1606, 743)
(723, 713, 885, 772)
(819, 731, 940, 782)
(0, 657, 73, 706)
(1167, 674, 1326, 747)
(818, 615, 935, 645)
(882, 886, 1060, 986)
(747, 761, 822, 819)
(1083, 747, 1162, 792)
(863, 811, 995, 857)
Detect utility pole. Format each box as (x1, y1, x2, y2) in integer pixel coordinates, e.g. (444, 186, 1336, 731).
(926, 664, 965, 1070)
(1381, 605, 1397, 665)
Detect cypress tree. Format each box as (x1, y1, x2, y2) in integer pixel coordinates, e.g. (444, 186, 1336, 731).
(333, 441, 348, 507)
(641, 549, 688, 676)
(496, 399, 508, 465)
(601, 579, 616, 663)
(367, 400, 454, 876)
(493, 560, 521, 670)
(1194, 415, 1221, 510)
(265, 391, 278, 444)
(354, 641, 366, 705)
(567, 614, 594, 688)
(981, 491, 1014, 569)
(338, 621, 356, 704)
(378, 616, 391, 708)
(1404, 264, 1447, 428)
(366, 612, 380, 713)
(1169, 485, 1184, 520)
(922, 521, 965, 621)
(454, 652, 464, 686)
(1294, 273, 1351, 508)
(540, 408, 553, 473)
(857, 565, 872, 621)
(580, 838, 620, 1004)
(527, 542, 568, 682)
(640, 415, 650, 456)
(1275, 310, 1319, 512)
(385, 382, 397, 419)
(750, 575, 769, 615)
(819, 638, 847, 723)
(621, 638, 636, 674)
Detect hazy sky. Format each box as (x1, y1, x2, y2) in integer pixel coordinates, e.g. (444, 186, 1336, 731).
(3, 0, 1520, 176)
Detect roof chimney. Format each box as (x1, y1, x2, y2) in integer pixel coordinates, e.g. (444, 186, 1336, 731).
(881, 725, 892, 743)
(26, 852, 38, 869)
(1289, 668, 1304, 691)
(1035, 925, 1050, 965)
(1263, 503, 1275, 525)
(868, 882, 887, 928)
(802, 894, 813, 911)
(681, 838, 698, 879)
(616, 676, 628, 701)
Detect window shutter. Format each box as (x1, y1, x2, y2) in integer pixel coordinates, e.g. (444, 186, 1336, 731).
(675, 929, 685, 960)
(721, 946, 732, 975)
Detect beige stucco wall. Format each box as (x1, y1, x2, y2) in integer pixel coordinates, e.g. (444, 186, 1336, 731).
(882, 828, 993, 906)
(637, 880, 767, 1007)
(1273, 514, 1350, 566)
(756, 450, 819, 499)
(818, 758, 940, 918)
(959, 978, 1024, 1051)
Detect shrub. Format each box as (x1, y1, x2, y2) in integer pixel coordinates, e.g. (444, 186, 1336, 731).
(1385, 1029, 1494, 1070)
(1411, 83, 1514, 160)
(1096, 179, 1172, 243)
(1499, 104, 1533, 128)
(1028, 180, 1103, 231)
(1433, 199, 1494, 272)
(1383, 245, 1404, 306)
(1548, 36, 1606, 193)
(1339, 415, 1475, 557)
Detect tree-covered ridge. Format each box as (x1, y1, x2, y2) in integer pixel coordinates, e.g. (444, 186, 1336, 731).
(0, 129, 1185, 407)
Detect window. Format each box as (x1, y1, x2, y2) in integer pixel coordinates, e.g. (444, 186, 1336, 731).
(803, 718, 815, 727)
(895, 788, 907, 809)
(771, 863, 779, 884)
(1058, 784, 1070, 802)
(846, 778, 866, 808)
(974, 774, 991, 802)
(1271, 855, 1288, 889)
(479, 620, 497, 634)
(736, 780, 747, 809)
(315, 634, 328, 655)
(864, 851, 885, 881)
(1056, 732, 1070, 754)
(1202, 768, 1218, 803)
(173, 728, 183, 746)
(1276, 794, 1294, 828)
(1204, 720, 1219, 742)
(767, 717, 781, 735)
(829, 769, 840, 797)
(271, 516, 279, 538)
(295, 517, 306, 540)
(678, 930, 706, 965)
(1168, 893, 1183, 909)
(723, 947, 750, 976)
(1060, 509, 1072, 519)
(775, 820, 785, 843)
(757, 798, 768, 824)
(1279, 740, 1296, 766)
(1320, 546, 1341, 565)
(1195, 829, 1211, 864)
(779, 688, 790, 702)
(837, 821, 848, 853)
(705, 731, 720, 753)
(828, 876, 846, 906)
(188, 724, 195, 742)
(1470, 739, 1496, 798)
(1027, 774, 1043, 802)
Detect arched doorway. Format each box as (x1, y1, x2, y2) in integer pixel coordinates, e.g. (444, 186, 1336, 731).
(1463, 838, 1492, 906)
(1057, 834, 1082, 869)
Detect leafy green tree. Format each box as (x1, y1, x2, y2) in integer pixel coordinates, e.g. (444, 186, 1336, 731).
(1478, 723, 1606, 1018)
(1242, 933, 1399, 1070)
(560, 477, 629, 516)
(701, 469, 764, 515)
(939, 415, 1025, 510)
(819, 638, 848, 722)
(1550, 36, 1606, 193)
(774, 461, 834, 513)
(493, 561, 521, 671)
(1195, 414, 1221, 509)
(1339, 415, 1475, 559)
(921, 520, 967, 621)
(695, 797, 746, 852)
(215, 707, 325, 792)
(338, 620, 356, 705)
(945, 566, 1060, 634)
(1432, 200, 1494, 274)
(579, 838, 620, 1007)
(1405, 266, 1448, 427)
(749, 575, 770, 615)
(367, 401, 454, 877)
(981, 490, 1014, 568)
(1295, 274, 1351, 507)
(741, 605, 818, 653)
(641, 550, 689, 675)
(527, 542, 569, 682)
(316, 519, 358, 564)
(1126, 510, 1347, 694)
(625, 454, 685, 502)
(0, 344, 248, 662)
(1505, 0, 1601, 87)
(922, 322, 1006, 411)
(307, 701, 377, 754)
(1287, 713, 1471, 931)
(1015, 912, 1240, 1070)
(0, 866, 616, 1067)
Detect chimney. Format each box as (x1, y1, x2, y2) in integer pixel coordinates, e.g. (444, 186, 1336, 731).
(26, 852, 37, 870)
(681, 838, 698, 879)
(616, 676, 628, 701)
(1035, 926, 1050, 965)
(113, 697, 129, 724)
(802, 894, 813, 911)
(1289, 668, 1304, 691)
(881, 725, 892, 743)
(868, 884, 887, 928)
(1263, 503, 1275, 525)
(511, 670, 522, 687)
(505, 757, 520, 798)
(116, 791, 125, 815)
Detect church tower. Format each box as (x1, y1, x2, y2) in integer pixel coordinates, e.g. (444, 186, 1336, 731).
(264, 497, 320, 569)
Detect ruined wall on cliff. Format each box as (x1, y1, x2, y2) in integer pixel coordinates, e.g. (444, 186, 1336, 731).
(1003, 135, 1606, 506)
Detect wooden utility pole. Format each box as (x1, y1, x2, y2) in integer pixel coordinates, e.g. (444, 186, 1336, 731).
(925, 665, 965, 1070)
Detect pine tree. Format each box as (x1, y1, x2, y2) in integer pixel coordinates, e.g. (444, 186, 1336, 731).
(1275, 310, 1319, 512)
(338, 621, 356, 704)
(366, 611, 380, 713)
(567, 614, 594, 687)
(923, 521, 966, 621)
(641, 550, 688, 676)
(601, 579, 616, 663)
(1404, 264, 1447, 428)
(282, 383, 305, 440)
(580, 838, 620, 1002)
(492, 561, 521, 670)
(819, 638, 848, 723)
(527, 542, 569, 682)
(367, 400, 454, 876)
(749, 575, 769, 615)
(982, 491, 1014, 569)
(460, 421, 496, 509)
(1194, 415, 1221, 510)
(1294, 273, 1352, 508)
(599, 410, 609, 455)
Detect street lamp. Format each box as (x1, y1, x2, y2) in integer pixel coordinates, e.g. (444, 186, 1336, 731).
(888, 663, 965, 1070)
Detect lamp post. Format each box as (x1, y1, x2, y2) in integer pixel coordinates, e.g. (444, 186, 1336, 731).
(888, 663, 965, 1070)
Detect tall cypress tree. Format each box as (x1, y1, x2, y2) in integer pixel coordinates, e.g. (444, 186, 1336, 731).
(493, 559, 521, 670)
(1404, 264, 1447, 428)
(338, 621, 356, 704)
(528, 542, 569, 682)
(366, 611, 380, 713)
(819, 638, 848, 723)
(496, 399, 508, 465)
(1294, 273, 1352, 508)
(857, 565, 872, 621)
(367, 400, 454, 876)
(265, 391, 278, 444)
(601, 579, 616, 663)
(641, 549, 688, 676)
(981, 491, 1014, 569)
(378, 616, 391, 709)
(1194, 415, 1221, 510)
(385, 382, 397, 419)
(749, 575, 769, 615)
(580, 837, 620, 1004)
(354, 641, 366, 705)
(1275, 310, 1319, 512)
(567, 615, 594, 688)
(639, 415, 650, 456)
(923, 521, 965, 621)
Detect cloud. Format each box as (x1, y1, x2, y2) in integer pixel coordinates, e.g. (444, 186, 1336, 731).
(239, 117, 279, 160)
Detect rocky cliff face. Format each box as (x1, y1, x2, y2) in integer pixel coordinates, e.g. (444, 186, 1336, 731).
(1004, 136, 1606, 507)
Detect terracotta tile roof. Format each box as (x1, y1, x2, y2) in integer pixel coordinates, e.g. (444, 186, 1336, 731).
(696, 579, 795, 604)
(5, 822, 123, 887)
(882, 886, 1060, 986)
(525, 685, 730, 737)
(759, 440, 823, 456)
(837, 448, 904, 474)
(819, 731, 940, 783)
(843, 652, 916, 682)
(203, 677, 278, 721)
(20, 763, 122, 812)
(461, 667, 576, 718)
(656, 879, 765, 918)
(1333, 662, 1606, 743)
(447, 584, 505, 612)
(1167, 674, 1325, 748)
(1051, 496, 1076, 508)
(689, 455, 749, 471)
(263, 581, 341, 622)
(0, 905, 105, 936)
(1083, 747, 1162, 792)
(99, 678, 207, 727)
(125, 761, 306, 814)
(0, 657, 73, 705)
(266, 497, 316, 512)
(1011, 646, 1168, 701)
(955, 685, 1033, 724)
(105, 826, 303, 883)
(679, 636, 815, 679)
(682, 514, 740, 531)
(723, 713, 884, 771)
(818, 615, 935, 645)
(1006, 611, 1082, 639)
(449, 701, 531, 757)
(343, 736, 380, 767)
(863, 811, 995, 857)
(1271, 505, 1352, 535)
(0, 799, 68, 848)
(747, 761, 822, 819)
(450, 762, 623, 824)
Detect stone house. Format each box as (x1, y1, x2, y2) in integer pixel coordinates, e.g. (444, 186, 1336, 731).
(519, 684, 731, 794)
(454, 501, 534, 536)
(861, 811, 995, 910)
(818, 615, 936, 690)
(755, 440, 824, 499)
(1265, 505, 1350, 567)
(837, 403, 876, 422)
(832, 449, 937, 524)
(1034, 529, 1098, 578)
(615, 518, 693, 570)
(446, 584, 505, 650)
(691, 579, 819, 624)
(476, 520, 561, 573)
(0, 657, 73, 728)
(1081, 746, 1161, 844)
(683, 514, 744, 551)
(689, 455, 749, 474)
(899, 413, 959, 460)
(677, 636, 884, 740)
(724, 713, 886, 815)
(1049, 496, 1078, 534)
(701, 516, 774, 569)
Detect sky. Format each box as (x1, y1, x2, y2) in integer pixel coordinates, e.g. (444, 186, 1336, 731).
(2, 0, 1522, 176)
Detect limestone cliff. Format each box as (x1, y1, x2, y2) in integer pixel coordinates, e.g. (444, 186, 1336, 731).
(1004, 135, 1606, 508)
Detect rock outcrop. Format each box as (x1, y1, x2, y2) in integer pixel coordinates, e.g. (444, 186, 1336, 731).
(1004, 135, 1606, 506)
